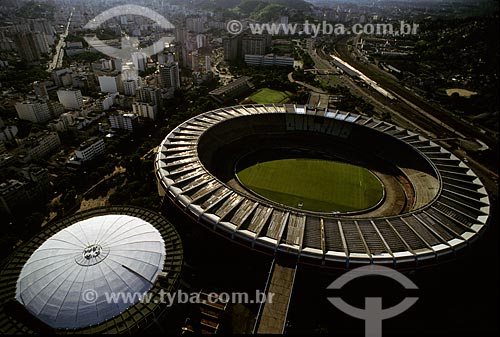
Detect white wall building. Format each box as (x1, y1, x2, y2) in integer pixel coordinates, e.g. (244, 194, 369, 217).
(132, 102, 158, 121)
(15, 100, 52, 123)
(244, 54, 295, 67)
(132, 52, 147, 72)
(75, 138, 105, 162)
(57, 89, 83, 110)
(99, 93, 118, 111)
(98, 75, 121, 93)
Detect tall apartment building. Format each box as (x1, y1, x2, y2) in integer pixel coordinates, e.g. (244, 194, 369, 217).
(223, 35, 240, 61)
(159, 62, 181, 89)
(33, 81, 49, 98)
(15, 100, 52, 123)
(223, 33, 271, 61)
(57, 89, 83, 110)
(186, 17, 205, 33)
(123, 79, 140, 96)
(29, 18, 55, 45)
(14, 32, 41, 63)
(136, 86, 162, 106)
(241, 35, 270, 56)
(33, 32, 49, 54)
(98, 74, 122, 93)
(109, 113, 138, 132)
(132, 102, 158, 121)
(132, 52, 147, 72)
(15, 99, 63, 123)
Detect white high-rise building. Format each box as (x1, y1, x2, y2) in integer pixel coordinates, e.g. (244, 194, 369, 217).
(123, 79, 140, 96)
(205, 56, 212, 73)
(132, 102, 158, 121)
(15, 100, 52, 123)
(132, 52, 147, 72)
(98, 75, 121, 93)
(57, 89, 83, 110)
(196, 34, 207, 49)
(136, 86, 161, 107)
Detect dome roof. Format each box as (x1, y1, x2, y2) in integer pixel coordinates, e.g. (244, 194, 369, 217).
(15, 214, 166, 330)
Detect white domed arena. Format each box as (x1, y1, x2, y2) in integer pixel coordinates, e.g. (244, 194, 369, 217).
(0, 207, 183, 334)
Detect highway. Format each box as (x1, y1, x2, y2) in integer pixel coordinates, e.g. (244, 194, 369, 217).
(48, 11, 72, 71)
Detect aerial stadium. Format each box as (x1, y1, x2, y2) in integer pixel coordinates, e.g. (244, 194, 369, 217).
(155, 104, 490, 268)
(0, 206, 183, 334)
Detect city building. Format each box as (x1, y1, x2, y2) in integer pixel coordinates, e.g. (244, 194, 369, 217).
(29, 18, 55, 45)
(209, 76, 254, 104)
(14, 32, 40, 63)
(74, 137, 106, 162)
(99, 93, 118, 110)
(0, 153, 17, 168)
(57, 89, 83, 110)
(47, 119, 67, 132)
(205, 55, 212, 73)
(123, 79, 139, 96)
(223, 35, 240, 61)
(196, 34, 207, 49)
(109, 112, 139, 131)
(33, 32, 49, 54)
(98, 74, 122, 93)
(241, 35, 270, 56)
(159, 62, 181, 89)
(244, 54, 295, 67)
(136, 86, 162, 107)
(0, 180, 29, 216)
(186, 16, 205, 33)
(132, 102, 158, 121)
(132, 52, 147, 72)
(52, 68, 73, 87)
(22, 131, 61, 161)
(0, 125, 18, 142)
(223, 33, 271, 61)
(32, 81, 49, 98)
(15, 99, 52, 123)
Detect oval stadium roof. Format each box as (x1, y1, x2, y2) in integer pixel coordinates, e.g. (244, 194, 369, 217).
(15, 214, 166, 330)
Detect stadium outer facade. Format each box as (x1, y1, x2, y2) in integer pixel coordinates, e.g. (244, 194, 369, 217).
(155, 104, 490, 268)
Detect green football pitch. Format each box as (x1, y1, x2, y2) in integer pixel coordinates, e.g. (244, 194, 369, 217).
(249, 88, 292, 104)
(236, 158, 384, 213)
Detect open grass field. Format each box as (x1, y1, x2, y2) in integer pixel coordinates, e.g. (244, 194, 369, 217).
(237, 158, 384, 213)
(249, 88, 292, 104)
